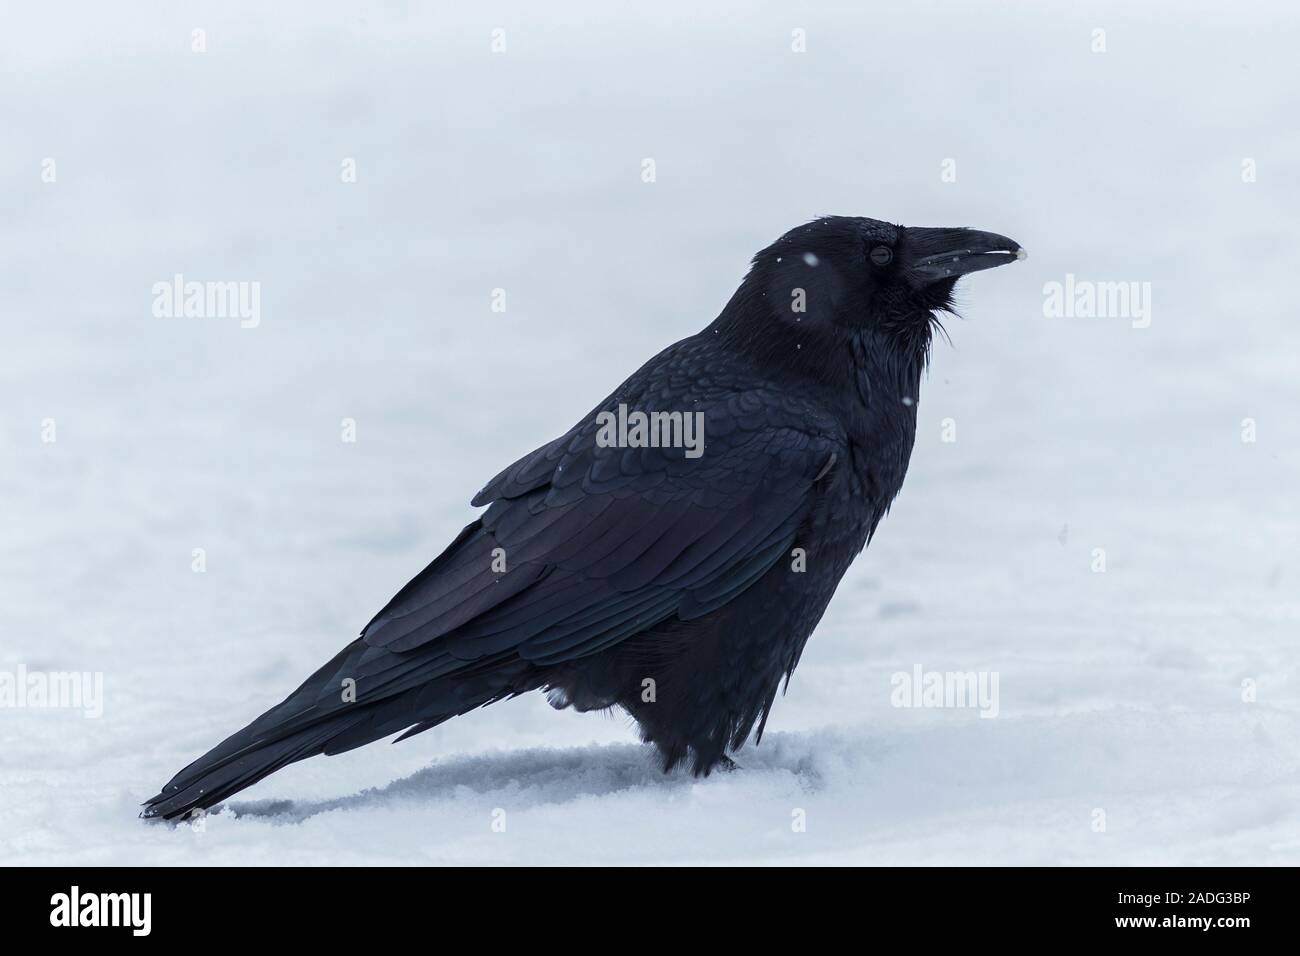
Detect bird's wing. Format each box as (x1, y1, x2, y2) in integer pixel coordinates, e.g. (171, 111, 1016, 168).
(360, 388, 842, 667)
(140, 382, 843, 820)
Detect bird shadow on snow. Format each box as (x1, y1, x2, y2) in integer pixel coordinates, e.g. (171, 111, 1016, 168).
(224, 734, 838, 825)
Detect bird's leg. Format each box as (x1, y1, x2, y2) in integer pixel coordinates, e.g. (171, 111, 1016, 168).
(715, 754, 741, 773)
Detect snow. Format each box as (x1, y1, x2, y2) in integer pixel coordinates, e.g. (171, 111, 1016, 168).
(2, 0, 1298, 865)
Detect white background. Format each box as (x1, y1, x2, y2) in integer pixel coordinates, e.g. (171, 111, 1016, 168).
(1, 0, 1297, 864)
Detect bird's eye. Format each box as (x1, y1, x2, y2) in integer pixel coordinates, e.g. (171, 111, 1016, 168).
(869, 245, 893, 266)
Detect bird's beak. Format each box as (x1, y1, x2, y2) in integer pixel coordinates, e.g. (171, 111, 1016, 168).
(904, 227, 1026, 286)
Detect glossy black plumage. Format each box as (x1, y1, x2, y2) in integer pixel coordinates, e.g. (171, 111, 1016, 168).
(143, 216, 1022, 820)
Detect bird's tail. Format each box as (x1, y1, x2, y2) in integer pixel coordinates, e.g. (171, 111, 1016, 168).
(142, 713, 362, 821)
(142, 637, 526, 821)
(141, 640, 369, 820)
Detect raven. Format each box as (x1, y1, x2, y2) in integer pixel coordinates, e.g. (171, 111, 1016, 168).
(143, 216, 1023, 820)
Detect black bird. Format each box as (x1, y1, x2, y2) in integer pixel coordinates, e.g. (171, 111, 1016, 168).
(144, 216, 1023, 820)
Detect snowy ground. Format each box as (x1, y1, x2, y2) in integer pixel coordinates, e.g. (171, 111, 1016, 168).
(2, 1, 1298, 865)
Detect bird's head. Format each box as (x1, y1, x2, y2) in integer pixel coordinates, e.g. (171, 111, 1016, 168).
(714, 215, 1025, 370)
